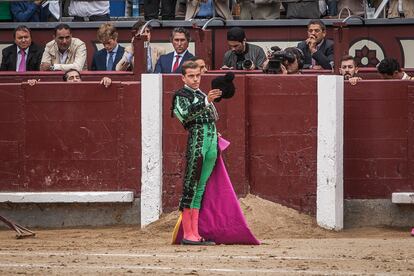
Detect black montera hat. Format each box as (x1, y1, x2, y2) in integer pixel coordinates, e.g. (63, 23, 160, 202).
(211, 72, 236, 102)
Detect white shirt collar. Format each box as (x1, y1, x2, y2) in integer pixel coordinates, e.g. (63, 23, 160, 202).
(174, 49, 187, 57)
(108, 44, 119, 55)
(16, 46, 29, 55)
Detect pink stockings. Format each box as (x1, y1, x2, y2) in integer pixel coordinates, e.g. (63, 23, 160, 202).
(182, 208, 202, 241)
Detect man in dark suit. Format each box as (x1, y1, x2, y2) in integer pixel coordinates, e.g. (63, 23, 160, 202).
(1, 25, 43, 71)
(154, 27, 194, 74)
(297, 19, 334, 70)
(91, 23, 124, 71)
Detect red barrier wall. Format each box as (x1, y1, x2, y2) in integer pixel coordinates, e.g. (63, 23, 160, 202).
(247, 75, 317, 214)
(344, 81, 413, 198)
(0, 81, 141, 194)
(1, 76, 414, 215)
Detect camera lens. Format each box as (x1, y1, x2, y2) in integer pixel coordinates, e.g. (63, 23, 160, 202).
(242, 60, 253, 70)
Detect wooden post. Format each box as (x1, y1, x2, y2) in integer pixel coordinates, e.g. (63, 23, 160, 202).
(332, 22, 350, 75)
(194, 28, 213, 70)
(133, 35, 147, 77)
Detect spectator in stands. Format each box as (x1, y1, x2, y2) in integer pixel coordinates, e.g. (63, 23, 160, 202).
(185, 0, 233, 20)
(285, 0, 320, 19)
(154, 27, 194, 73)
(91, 23, 124, 71)
(388, 0, 414, 18)
(340, 55, 361, 85)
(116, 20, 166, 72)
(222, 27, 267, 70)
(326, 0, 338, 17)
(40, 24, 87, 72)
(263, 46, 304, 74)
(280, 47, 304, 74)
(377, 58, 413, 80)
(189, 56, 208, 73)
(68, 0, 110, 21)
(337, 0, 364, 17)
(144, 0, 176, 20)
(10, 0, 50, 22)
(238, 0, 280, 20)
(297, 19, 334, 70)
(1, 25, 43, 72)
(28, 69, 112, 87)
(176, 0, 187, 18)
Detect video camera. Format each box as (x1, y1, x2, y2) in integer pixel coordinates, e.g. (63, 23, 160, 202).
(264, 46, 297, 74)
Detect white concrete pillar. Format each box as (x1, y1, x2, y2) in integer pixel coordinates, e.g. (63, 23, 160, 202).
(141, 74, 163, 228)
(317, 75, 344, 230)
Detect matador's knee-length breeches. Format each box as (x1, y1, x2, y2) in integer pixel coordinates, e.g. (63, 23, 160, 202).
(179, 123, 218, 210)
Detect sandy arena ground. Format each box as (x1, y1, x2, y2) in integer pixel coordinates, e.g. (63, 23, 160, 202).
(0, 195, 413, 275)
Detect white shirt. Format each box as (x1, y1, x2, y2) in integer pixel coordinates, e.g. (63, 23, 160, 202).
(46, 0, 60, 20)
(171, 50, 188, 72)
(68, 1, 109, 17)
(59, 50, 69, 64)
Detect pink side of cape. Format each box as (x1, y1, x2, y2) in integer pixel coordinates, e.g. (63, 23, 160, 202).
(173, 137, 260, 245)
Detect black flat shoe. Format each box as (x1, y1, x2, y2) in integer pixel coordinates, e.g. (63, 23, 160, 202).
(181, 238, 215, 246)
(199, 237, 216, 245)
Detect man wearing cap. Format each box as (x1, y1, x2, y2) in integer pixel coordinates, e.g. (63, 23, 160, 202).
(222, 27, 267, 70)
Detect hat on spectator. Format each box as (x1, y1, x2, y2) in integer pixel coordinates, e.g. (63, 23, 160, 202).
(227, 27, 245, 42)
(211, 72, 236, 102)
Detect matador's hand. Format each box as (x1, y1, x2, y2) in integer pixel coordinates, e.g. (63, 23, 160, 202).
(207, 89, 222, 103)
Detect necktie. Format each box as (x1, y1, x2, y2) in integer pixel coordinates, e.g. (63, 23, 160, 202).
(18, 49, 26, 72)
(147, 46, 152, 73)
(107, 51, 114, 71)
(172, 55, 180, 73)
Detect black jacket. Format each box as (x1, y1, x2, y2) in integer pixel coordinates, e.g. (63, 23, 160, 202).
(0, 43, 44, 71)
(297, 39, 334, 70)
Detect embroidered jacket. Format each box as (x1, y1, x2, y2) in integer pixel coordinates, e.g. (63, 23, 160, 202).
(172, 86, 218, 129)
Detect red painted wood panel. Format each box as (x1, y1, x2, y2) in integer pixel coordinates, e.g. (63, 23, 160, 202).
(344, 81, 410, 199)
(0, 81, 141, 194)
(247, 75, 318, 214)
